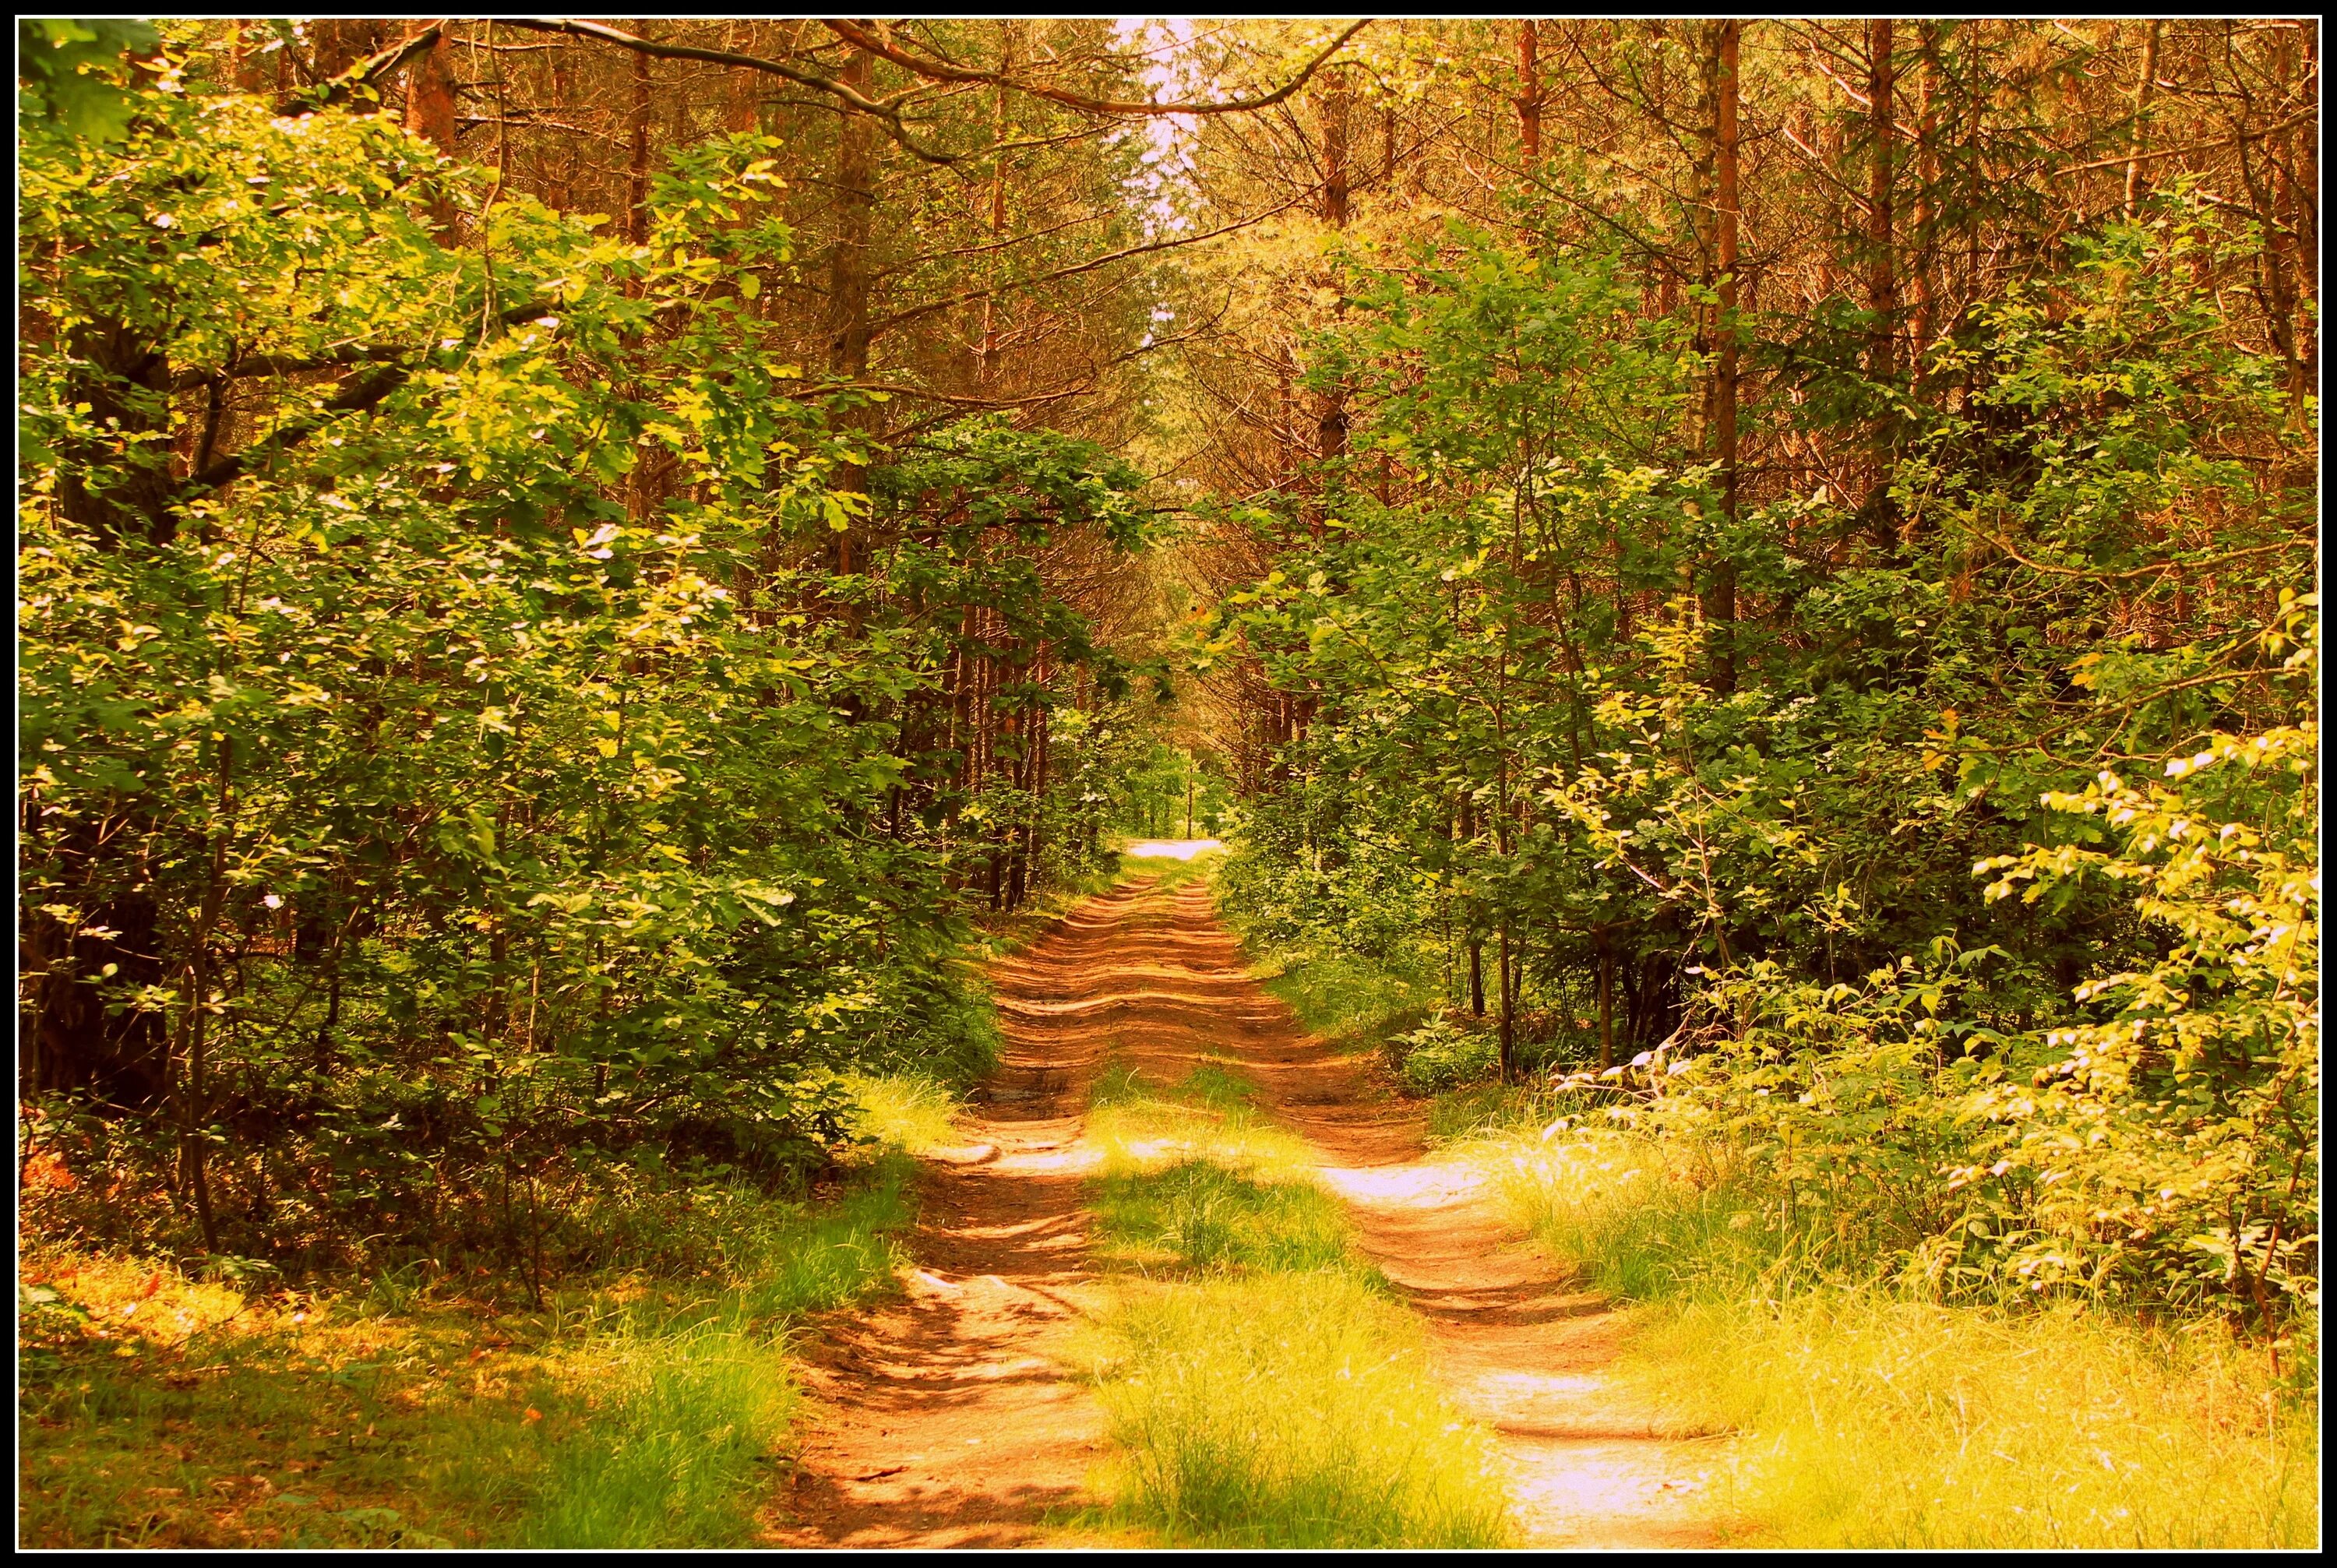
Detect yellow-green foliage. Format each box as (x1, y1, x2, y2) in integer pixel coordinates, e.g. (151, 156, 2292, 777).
(1084, 1274, 1510, 1549)
(1634, 1296, 2318, 1550)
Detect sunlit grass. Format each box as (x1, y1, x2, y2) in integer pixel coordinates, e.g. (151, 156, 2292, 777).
(1118, 845, 1226, 893)
(1076, 1273, 1510, 1548)
(1247, 946, 1436, 1054)
(1468, 1126, 2321, 1549)
(1643, 1295, 2319, 1549)
(1085, 1062, 1321, 1189)
(1073, 1059, 1507, 1546)
(511, 1326, 795, 1548)
(1087, 1064, 1354, 1278)
(841, 1069, 967, 1157)
(1423, 1080, 1546, 1143)
(19, 1152, 922, 1549)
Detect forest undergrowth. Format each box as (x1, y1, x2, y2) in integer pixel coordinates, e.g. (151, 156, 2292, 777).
(20, 1136, 915, 1549)
(1228, 886, 2318, 1550)
(16, 851, 1119, 1549)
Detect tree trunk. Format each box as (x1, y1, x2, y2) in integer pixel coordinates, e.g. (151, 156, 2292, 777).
(2123, 19, 2163, 216)
(405, 29, 459, 235)
(1703, 19, 1741, 694)
(1867, 18, 1896, 382)
(1911, 26, 1940, 358)
(829, 44, 878, 576)
(1459, 792, 1485, 1017)
(310, 19, 386, 83)
(626, 37, 651, 246)
(976, 24, 1012, 394)
(1496, 925, 1516, 1081)
(1516, 20, 1542, 168)
(1596, 939, 1616, 1071)
(1313, 63, 1352, 512)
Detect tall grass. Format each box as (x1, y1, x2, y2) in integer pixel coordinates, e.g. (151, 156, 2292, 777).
(1470, 1126, 2321, 1549)
(508, 1146, 920, 1545)
(841, 1069, 968, 1156)
(513, 1327, 796, 1548)
(20, 1145, 923, 1549)
(1250, 946, 1435, 1052)
(1117, 845, 1226, 893)
(1089, 1063, 1355, 1278)
(1096, 1158, 1355, 1277)
(1635, 1295, 2320, 1549)
(1088, 1274, 1509, 1548)
(1077, 1061, 1510, 1547)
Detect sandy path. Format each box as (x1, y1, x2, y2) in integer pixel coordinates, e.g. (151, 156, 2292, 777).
(767, 877, 1250, 1546)
(770, 870, 1718, 1548)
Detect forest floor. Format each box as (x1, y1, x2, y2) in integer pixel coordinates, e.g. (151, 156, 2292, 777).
(768, 860, 1719, 1548)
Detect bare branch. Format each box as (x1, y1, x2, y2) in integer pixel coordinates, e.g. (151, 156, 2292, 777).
(314, 23, 444, 109)
(820, 18, 1374, 118)
(865, 190, 1317, 341)
(499, 17, 963, 164)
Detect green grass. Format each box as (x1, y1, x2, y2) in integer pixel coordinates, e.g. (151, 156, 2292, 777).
(1073, 1058, 1511, 1548)
(1081, 1274, 1510, 1549)
(1637, 1295, 2319, 1549)
(1250, 946, 1435, 1053)
(842, 1069, 970, 1156)
(972, 851, 1131, 958)
(1097, 1159, 1356, 1277)
(1085, 1062, 1324, 1191)
(1465, 1123, 2321, 1549)
(1088, 1049, 1355, 1281)
(19, 1141, 925, 1549)
(1423, 1080, 1546, 1143)
(1117, 844, 1226, 893)
(512, 1326, 796, 1548)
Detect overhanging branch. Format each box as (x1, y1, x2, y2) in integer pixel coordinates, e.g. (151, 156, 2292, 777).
(821, 19, 1373, 118)
(499, 17, 963, 164)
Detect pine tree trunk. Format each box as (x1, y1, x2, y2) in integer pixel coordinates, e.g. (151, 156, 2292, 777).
(1515, 21, 1542, 168)
(1867, 18, 1896, 382)
(626, 37, 651, 246)
(1704, 19, 1741, 694)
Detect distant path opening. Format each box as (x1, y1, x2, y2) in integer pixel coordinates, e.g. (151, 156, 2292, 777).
(1120, 837, 1223, 860)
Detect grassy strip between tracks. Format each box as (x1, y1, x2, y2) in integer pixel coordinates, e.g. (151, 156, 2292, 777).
(1066, 1052, 1510, 1549)
(17, 1074, 976, 1549)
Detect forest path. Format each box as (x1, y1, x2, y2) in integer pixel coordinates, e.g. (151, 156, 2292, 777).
(762, 882, 1150, 1546)
(1139, 876, 1723, 1549)
(769, 866, 1719, 1548)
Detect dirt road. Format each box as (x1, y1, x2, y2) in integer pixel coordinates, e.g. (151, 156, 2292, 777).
(768, 869, 1718, 1548)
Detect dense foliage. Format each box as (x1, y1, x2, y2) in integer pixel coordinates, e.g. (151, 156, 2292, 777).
(14, 14, 2319, 1339)
(16, 28, 1168, 1271)
(1193, 23, 2317, 1323)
